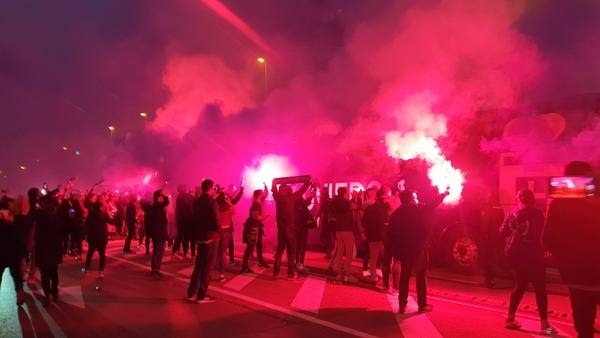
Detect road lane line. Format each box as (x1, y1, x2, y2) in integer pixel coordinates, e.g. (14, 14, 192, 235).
(223, 265, 266, 291)
(107, 255, 379, 338)
(290, 276, 327, 314)
(23, 286, 68, 338)
(386, 294, 443, 338)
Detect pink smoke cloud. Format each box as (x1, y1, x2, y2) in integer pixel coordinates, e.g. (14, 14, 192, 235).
(151, 54, 256, 138)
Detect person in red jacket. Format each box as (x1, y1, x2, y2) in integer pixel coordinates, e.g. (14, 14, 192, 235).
(545, 161, 600, 338)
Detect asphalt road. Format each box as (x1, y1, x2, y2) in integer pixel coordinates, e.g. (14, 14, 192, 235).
(0, 240, 587, 338)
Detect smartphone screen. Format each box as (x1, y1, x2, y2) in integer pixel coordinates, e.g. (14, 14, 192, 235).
(548, 176, 595, 198)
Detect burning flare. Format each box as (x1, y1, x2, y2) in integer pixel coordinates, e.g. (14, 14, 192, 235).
(242, 154, 298, 192)
(383, 94, 464, 204)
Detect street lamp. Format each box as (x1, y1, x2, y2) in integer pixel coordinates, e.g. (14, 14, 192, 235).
(257, 57, 267, 97)
(139, 112, 148, 118)
(107, 125, 115, 136)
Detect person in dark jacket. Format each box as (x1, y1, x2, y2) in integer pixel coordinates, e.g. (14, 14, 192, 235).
(500, 188, 556, 335)
(148, 190, 170, 279)
(389, 189, 447, 313)
(34, 194, 63, 305)
(140, 192, 153, 255)
(58, 195, 84, 258)
(173, 185, 195, 259)
(83, 195, 114, 277)
(242, 185, 269, 273)
(0, 196, 28, 306)
(331, 187, 356, 282)
(272, 180, 310, 280)
(545, 161, 600, 338)
(186, 179, 219, 303)
(123, 195, 138, 254)
(25, 187, 40, 285)
(318, 186, 335, 259)
(362, 188, 387, 283)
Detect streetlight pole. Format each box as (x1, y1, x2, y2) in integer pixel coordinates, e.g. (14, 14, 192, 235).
(257, 57, 267, 98)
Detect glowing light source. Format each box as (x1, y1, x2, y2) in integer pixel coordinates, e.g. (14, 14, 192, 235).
(61, 146, 68, 151)
(75, 150, 81, 156)
(142, 173, 152, 185)
(19, 165, 26, 171)
(242, 154, 298, 192)
(257, 57, 265, 64)
(139, 112, 148, 118)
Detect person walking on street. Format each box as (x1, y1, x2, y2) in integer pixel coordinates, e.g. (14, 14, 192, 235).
(501, 189, 556, 335)
(389, 189, 448, 313)
(186, 179, 220, 303)
(173, 185, 194, 259)
(362, 188, 387, 283)
(148, 190, 170, 279)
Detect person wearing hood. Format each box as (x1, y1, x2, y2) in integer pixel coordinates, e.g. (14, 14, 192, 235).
(148, 190, 170, 279)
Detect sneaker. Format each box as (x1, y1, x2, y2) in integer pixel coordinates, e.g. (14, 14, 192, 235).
(541, 323, 557, 336)
(241, 267, 255, 274)
(81, 267, 88, 274)
(398, 306, 407, 314)
(185, 295, 196, 303)
(418, 304, 433, 313)
(505, 319, 522, 330)
(362, 270, 372, 278)
(218, 275, 227, 282)
(297, 263, 305, 271)
(287, 274, 300, 281)
(196, 295, 216, 304)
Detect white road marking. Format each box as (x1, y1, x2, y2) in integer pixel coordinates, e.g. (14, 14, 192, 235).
(23, 285, 68, 338)
(223, 266, 266, 291)
(386, 294, 443, 338)
(107, 255, 379, 338)
(290, 276, 327, 314)
(60, 285, 85, 309)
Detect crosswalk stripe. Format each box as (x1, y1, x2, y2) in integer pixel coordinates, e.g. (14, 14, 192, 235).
(387, 294, 443, 338)
(290, 276, 327, 314)
(223, 266, 266, 291)
(107, 254, 379, 338)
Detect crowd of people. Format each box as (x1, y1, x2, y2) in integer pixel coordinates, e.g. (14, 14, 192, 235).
(0, 160, 599, 338)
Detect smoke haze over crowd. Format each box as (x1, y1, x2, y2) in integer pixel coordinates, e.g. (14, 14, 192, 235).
(1, 0, 600, 194)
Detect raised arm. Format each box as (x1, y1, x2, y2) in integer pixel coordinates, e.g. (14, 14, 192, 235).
(231, 187, 244, 205)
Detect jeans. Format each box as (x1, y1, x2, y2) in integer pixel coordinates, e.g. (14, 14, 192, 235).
(273, 228, 296, 277)
(296, 226, 308, 265)
(123, 222, 136, 252)
(151, 238, 166, 272)
(333, 231, 355, 277)
(216, 228, 232, 274)
(399, 250, 428, 309)
(382, 242, 399, 289)
(85, 242, 106, 271)
(40, 265, 59, 296)
(508, 258, 548, 320)
(187, 239, 218, 299)
(368, 241, 384, 278)
(242, 233, 266, 269)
